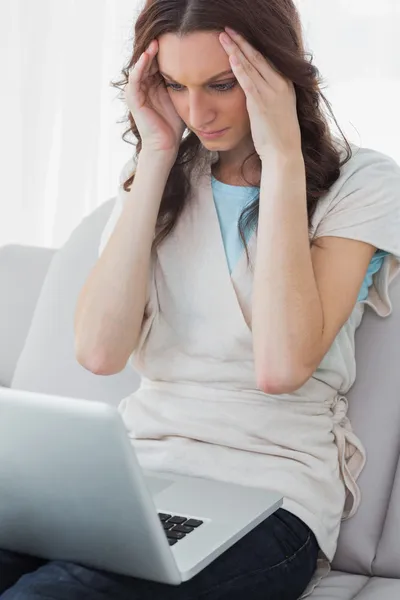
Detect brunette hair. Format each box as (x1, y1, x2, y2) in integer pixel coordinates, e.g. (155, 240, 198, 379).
(111, 0, 352, 260)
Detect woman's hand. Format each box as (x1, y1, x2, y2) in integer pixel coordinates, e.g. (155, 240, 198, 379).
(126, 40, 186, 157)
(219, 28, 302, 161)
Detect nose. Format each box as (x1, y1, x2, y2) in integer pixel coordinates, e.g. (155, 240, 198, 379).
(187, 90, 216, 131)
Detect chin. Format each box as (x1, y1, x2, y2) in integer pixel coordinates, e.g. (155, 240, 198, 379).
(202, 136, 236, 151)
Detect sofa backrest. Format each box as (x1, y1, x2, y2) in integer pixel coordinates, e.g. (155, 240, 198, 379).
(11, 198, 140, 407)
(332, 274, 400, 577)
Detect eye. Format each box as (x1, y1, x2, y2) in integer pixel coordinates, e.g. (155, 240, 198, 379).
(164, 81, 237, 93)
(212, 81, 238, 93)
(164, 82, 184, 92)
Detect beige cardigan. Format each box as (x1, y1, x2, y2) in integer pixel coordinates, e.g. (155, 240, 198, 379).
(99, 141, 400, 596)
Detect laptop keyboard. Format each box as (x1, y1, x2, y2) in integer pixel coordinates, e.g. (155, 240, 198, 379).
(158, 513, 204, 546)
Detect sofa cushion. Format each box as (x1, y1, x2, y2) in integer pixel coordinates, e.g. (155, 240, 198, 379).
(373, 455, 400, 577)
(309, 571, 368, 599)
(309, 572, 400, 599)
(11, 198, 140, 406)
(332, 275, 400, 576)
(0, 245, 55, 387)
(355, 579, 400, 600)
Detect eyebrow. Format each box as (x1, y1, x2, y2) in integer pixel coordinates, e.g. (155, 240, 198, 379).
(159, 69, 234, 84)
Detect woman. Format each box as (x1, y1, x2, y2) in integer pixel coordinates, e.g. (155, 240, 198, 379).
(2, 0, 400, 598)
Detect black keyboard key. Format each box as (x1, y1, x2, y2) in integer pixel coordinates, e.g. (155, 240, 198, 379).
(167, 530, 186, 540)
(168, 516, 187, 525)
(159, 513, 203, 546)
(159, 513, 171, 522)
(172, 524, 194, 534)
(185, 519, 203, 528)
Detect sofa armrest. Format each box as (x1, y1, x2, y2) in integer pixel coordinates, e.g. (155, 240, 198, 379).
(0, 244, 56, 387)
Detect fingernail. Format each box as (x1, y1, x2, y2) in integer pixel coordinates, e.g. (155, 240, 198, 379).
(225, 27, 237, 36)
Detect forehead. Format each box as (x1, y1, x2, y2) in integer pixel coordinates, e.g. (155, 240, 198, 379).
(157, 31, 230, 83)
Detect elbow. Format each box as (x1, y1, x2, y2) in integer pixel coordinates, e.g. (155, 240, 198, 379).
(256, 367, 312, 396)
(76, 353, 125, 376)
(75, 341, 123, 377)
(75, 349, 104, 376)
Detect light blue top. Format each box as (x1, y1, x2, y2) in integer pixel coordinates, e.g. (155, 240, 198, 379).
(211, 175, 388, 302)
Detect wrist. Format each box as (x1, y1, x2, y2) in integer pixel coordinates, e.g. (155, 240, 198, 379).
(260, 150, 305, 181)
(139, 148, 178, 170)
(260, 148, 304, 168)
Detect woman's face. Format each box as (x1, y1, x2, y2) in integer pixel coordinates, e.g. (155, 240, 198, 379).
(157, 31, 252, 151)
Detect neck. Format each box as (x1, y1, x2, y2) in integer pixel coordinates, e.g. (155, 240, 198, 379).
(212, 134, 261, 186)
(212, 154, 261, 187)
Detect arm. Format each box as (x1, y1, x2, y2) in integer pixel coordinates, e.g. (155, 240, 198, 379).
(252, 153, 376, 395)
(74, 151, 173, 375)
(217, 29, 378, 395)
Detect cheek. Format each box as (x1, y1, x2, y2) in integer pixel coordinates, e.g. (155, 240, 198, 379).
(167, 93, 184, 115)
(226, 90, 249, 123)
(164, 90, 186, 118)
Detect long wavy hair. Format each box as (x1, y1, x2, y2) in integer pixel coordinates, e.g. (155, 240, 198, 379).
(111, 0, 352, 262)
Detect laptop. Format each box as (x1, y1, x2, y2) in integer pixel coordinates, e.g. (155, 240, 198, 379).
(0, 387, 283, 585)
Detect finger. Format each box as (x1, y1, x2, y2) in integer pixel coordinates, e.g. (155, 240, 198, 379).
(147, 55, 160, 78)
(222, 29, 283, 90)
(143, 40, 160, 77)
(129, 53, 147, 83)
(228, 54, 262, 99)
(126, 53, 151, 111)
(129, 40, 158, 81)
(220, 34, 264, 95)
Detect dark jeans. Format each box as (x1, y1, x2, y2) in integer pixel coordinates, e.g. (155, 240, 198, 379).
(0, 509, 319, 600)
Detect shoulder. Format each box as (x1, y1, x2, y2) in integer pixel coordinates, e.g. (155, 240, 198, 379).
(311, 142, 400, 240)
(334, 143, 400, 196)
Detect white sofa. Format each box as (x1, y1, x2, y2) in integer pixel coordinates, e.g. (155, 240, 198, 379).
(1, 197, 400, 599)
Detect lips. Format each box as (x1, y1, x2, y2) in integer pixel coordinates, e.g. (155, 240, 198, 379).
(199, 129, 226, 135)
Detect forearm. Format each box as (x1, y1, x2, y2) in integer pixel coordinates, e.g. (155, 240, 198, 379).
(252, 153, 324, 393)
(75, 151, 173, 374)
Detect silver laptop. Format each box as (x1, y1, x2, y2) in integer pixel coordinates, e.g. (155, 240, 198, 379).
(0, 388, 283, 585)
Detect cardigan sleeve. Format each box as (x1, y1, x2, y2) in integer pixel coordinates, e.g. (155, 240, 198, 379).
(312, 147, 400, 317)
